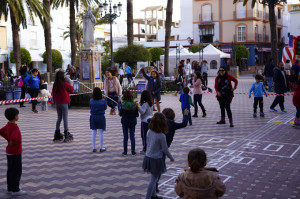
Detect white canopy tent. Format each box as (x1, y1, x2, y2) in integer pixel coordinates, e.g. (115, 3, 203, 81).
(160, 44, 231, 77)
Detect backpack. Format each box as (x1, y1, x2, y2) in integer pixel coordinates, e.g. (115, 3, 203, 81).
(18, 77, 23, 88)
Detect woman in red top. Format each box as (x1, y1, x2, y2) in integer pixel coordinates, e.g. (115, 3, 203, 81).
(52, 71, 74, 142)
(293, 79, 300, 127)
(214, 66, 238, 127)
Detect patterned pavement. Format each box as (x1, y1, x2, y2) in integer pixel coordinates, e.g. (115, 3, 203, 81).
(0, 75, 299, 199)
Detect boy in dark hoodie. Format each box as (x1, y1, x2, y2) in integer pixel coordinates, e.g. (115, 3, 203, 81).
(119, 91, 139, 156)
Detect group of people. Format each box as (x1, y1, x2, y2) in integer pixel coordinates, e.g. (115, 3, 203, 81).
(66, 64, 80, 80)
(0, 67, 15, 86)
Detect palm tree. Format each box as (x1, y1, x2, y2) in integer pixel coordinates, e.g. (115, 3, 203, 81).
(43, 0, 52, 77)
(63, 22, 83, 51)
(164, 0, 173, 76)
(127, 0, 133, 45)
(53, 0, 94, 66)
(233, 0, 285, 66)
(0, 0, 50, 75)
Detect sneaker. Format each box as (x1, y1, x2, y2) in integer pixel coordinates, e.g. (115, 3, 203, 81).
(122, 152, 127, 156)
(132, 151, 136, 156)
(100, 148, 106, 152)
(92, 149, 97, 153)
(140, 150, 145, 155)
(202, 113, 206, 117)
(253, 113, 257, 118)
(260, 112, 265, 117)
(192, 114, 198, 118)
(281, 109, 287, 113)
(32, 109, 38, 113)
(270, 108, 277, 112)
(12, 189, 27, 196)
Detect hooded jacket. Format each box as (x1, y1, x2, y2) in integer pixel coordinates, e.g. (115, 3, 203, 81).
(119, 101, 139, 127)
(273, 66, 287, 94)
(175, 168, 226, 199)
(293, 84, 300, 107)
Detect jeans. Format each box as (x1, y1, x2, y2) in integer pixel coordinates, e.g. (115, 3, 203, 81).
(7, 155, 22, 192)
(253, 97, 263, 113)
(29, 88, 39, 110)
(267, 77, 273, 92)
(146, 174, 160, 199)
(56, 104, 69, 131)
(122, 125, 135, 154)
(141, 122, 148, 152)
(203, 72, 208, 87)
(127, 74, 133, 84)
(194, 94, 206, 115)
(185, 75, 189, 86)
(182, 108, 192, 125)
(41, 101, 48, 111)
(270, 95, 285, 110)
(107, 92, 119, 111)
(218, 95, 232, 118)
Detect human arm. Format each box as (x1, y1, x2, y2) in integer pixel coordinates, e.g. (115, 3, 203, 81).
(215, 174, 226, 197)
(262, 83, 268, 96)
(193, 79, 201, 87)
(215, 77, 221, 96)
(248, 84, 254, 98)
(141, 68, 150, 81)
(64, 82, 74, 94)
(23, 75, 31, 87)
(138, 103, 148, 114)
(160, 135, 174, 161)
(173, 113, 188, 131)
(229, 75, 238, 91)
(175, 175, 184, 198)
(189, 96, 194, 107)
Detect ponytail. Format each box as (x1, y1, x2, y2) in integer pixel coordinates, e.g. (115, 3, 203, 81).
(188, 148, 207, 173)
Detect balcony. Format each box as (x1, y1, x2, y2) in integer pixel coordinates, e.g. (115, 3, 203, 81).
(263, 35, 269, 42)
(233, 34, 270, 43)
(263, 13, 269, 21)
(199, 13, 213, 22)
(233, 10, 263, 20)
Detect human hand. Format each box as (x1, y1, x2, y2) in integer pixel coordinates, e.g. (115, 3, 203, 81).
(184, 109, 189, 115)
(231, 88, 235, 91)
(170, 159, 175, 162)
(217, 92, 221, 97)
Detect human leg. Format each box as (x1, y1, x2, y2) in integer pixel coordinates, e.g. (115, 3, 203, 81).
(91, 129, 97, 150)
(193, 94, 199, 117)
(61, 104, 69, 131)
(7, 155, 22, 193)
(217, 98, 226, 124)
(19, 85, 26, 107)
(122, 125, 128, 154)
(203, 72, 208, 86)
(141, 122, 148, 152)
(188, 108, 192, 125)
(56, 104, 63, 130)
(129, 126, 136, 154)
(267, 77, 273, 91)
(258, 97, 264, 113)
(278, 96, 285, 111)
(98, 129, 105, 151)
(146, 174, 160, 199)
(270, 96, 280, 110)
(198, 94, 206, 116)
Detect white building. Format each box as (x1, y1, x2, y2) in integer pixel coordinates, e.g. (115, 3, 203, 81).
(287, 3, 300, 37)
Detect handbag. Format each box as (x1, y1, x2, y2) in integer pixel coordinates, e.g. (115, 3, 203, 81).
(18, 77, 23, 88)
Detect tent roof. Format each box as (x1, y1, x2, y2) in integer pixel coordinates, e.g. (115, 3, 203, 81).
(202, 44, 231, 58)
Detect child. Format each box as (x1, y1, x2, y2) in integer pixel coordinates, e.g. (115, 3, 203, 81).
(90, 87, 107, 152)
(0, 108, 27, 196)
(179, 87, 193, 125)
(141, 68, 162, 112)
(175, 148, 226, 199)
(249, 74, 268, 118)
(293, 79, 300, 127)
(39, 84, 51, 111)
(119, 91, 139, 156)
(138, 90, 153, 154)
(190, 71, 206, 117)
(142, 113, 174, 199)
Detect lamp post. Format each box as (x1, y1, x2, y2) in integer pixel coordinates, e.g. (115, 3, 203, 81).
(99, 0, 122, 68)
(199, 30, 204, 66)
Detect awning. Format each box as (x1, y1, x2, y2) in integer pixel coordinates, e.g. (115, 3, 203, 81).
(30, 50, 43, 62)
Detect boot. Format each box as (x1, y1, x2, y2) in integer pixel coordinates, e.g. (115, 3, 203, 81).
(192, 109, 198, 117)
(293, 118, 300, 127)
(53, 130, 64, 142)
(202, 110, 206, 117)
(63, 130, 74, 143)
(229, 118, 234, 127)
(216, 117, 226, 124)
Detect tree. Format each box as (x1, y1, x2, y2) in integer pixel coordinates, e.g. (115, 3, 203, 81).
(42, 49, 63, 69)
(101, 40, 111, 73)
(234, 45, 250, 59)
(43, 0, 52, 77)
(189, 45, 202, 53)
(114, 45, 149, 66)
(164, 0, 173, 76)
(10, 48, 32, 65)
(149, 47, 164, 62)
(127, 0, 133, 45)
(64, 21, 83, 51)
(0, 0, 50, 75)
(233, 0, 284, 66)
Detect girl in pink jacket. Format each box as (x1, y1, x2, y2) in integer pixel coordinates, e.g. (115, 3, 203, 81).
(190, 71, 206, 117)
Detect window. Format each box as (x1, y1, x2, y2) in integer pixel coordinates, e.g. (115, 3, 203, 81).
(202, 5, 212, 21)
(236, 2, 246, 18)
(237, 25, 246, 42)
(31, 31, 37, 48)
(210, 60, 217, 69)
(277, 8, 281, 19)
(254, 4, 259, 17)
(255, 25, 258, 41)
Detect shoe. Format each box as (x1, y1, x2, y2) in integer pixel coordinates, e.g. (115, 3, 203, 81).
(151, 195, 163, 199)
(63, 130, 74, 143)
(53, 130, 64, 142)
(281, 109, 287, 113)
(230, 124, 234, 127)
(140, 150, 145, 155)
(132, 151, 136, 156)
(92, 149, 97, 152)
(11, 189, 27, 196)
(260, 112, 265, 117)
(270, 108, 277, 112)
(192, 114, 198, 118)
(189, 123, 192, 126)
(202, 113, 206, 117)
(122, 152, 127, 156)
(253, 113, 257, 118)
(100, 148, 106, 152)
(20, 105, 26, 108)
(32, 109, 38, 113)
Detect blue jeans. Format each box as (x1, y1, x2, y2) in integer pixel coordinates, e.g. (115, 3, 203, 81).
(107, 93, 119, 111)
(267, 77, 273, 92)
(122, 125, 135, 154)
(182, 108, 192, 125)
(127, 74, 133, 84)
(146, 174, 160, 199)
(141, 122, 148, 152)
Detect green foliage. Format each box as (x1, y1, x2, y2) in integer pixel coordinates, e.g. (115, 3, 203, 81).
(42, 49, 63, 66)
(10, 48, 31, 64)
(101, 40, 111, 73)
(149, 47, 164, 62)
(189, 45, 202, 53)
(234, 45, 250, 59)
(161, 80, 178, 92)
(114, 44, 150, 66)
(70, 93, 92, 107)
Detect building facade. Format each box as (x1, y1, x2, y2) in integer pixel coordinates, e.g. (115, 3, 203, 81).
(287, 3, 300, 37)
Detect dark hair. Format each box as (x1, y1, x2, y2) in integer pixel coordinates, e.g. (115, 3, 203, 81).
(151, 70, 160, 79)
(203, 60, 207, 64)
(149, 112, 168, 134)
(106, 67, 118, 76)
(32, 68, 38, 73)
(194, 71, 203, 82)
(5, 108, 19, 121)
(40, 84, 47, 90)
(188, 148, 207, 173)
(183, 87, 190, 94)
(54, 71, 65, 88)
(140, 90, 153, 107)
(255, 74, 263, 81)
(286, 60, 290, 63)
(122, 90, 134, 102)
(92, 87, 103, 100)
(162, 108, 175, 120)
(187, 59, 190, 62)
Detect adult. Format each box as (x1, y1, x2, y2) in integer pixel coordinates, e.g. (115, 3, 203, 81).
(264, 58, 275, 92)
(194, 61, 201, 73)
(201, 60, 209, 87)
(175, 60, 185, 96)
(214, 66, 238, 127)
(270, 61, 287, 113)
(184, 59, 192, 86)
(23, 68, 40, 113)
(291, 60, 300, 89)
(284, 60, 291, 91)
(191, 71, 206, 117)
(19, 66, 29, 108)
(104, 68, 122, 115)
(118, 65, 124, 86)
(159, 63, 164, 80)
(125, 63, 133, 84)
(52, 71, 74, 142)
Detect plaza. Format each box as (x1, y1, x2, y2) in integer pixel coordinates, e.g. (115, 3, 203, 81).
(0, 76, 299, 199)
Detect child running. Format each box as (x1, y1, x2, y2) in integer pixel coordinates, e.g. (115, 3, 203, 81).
(175, 148, 226, 199)
(293, 79, 300, 127)
(90, 87, 107, 152)
(141, 68, 162, 112)
(39, 84, 51, 111)
(248, 74, 268, 118)
(190, 71, 206, 117)
(179, 87, 194, 125)
(119, 91, 139, 156)
(138, 90, 153, 154)
(0, 108, 27, 196)
(143, 112, 174, 199)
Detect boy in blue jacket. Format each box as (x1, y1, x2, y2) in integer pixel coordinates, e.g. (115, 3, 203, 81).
(249, 75, 268, 117)
(179, 87, 194, 125)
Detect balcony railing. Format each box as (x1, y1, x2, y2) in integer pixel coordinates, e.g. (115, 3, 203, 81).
(233, 10, 267, 20)
(233, 34, 270, 42)
(199, 13, 213, 22)
(263, 12, 269, 21)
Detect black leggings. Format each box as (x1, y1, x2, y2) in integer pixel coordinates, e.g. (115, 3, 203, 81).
(194, 94, 206, 115)
(253, 97, 263, 113)
(270, 95, 285, 110)
(29, 88, 39, 110)
(218, 95, 232, 118)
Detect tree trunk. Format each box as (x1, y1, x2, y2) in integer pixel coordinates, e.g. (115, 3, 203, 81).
(43, 0, 52, 79)
(10, 8, 21, 76)
(70, 0, 77, 66)
(164, 0, 173, 76)
(127, 0, 133, 45)
(269, 3, 278, 66)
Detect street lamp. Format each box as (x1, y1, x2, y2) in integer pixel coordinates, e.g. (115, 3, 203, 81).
(99, 0, 122, 68)
(199, 28, 204, 66)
